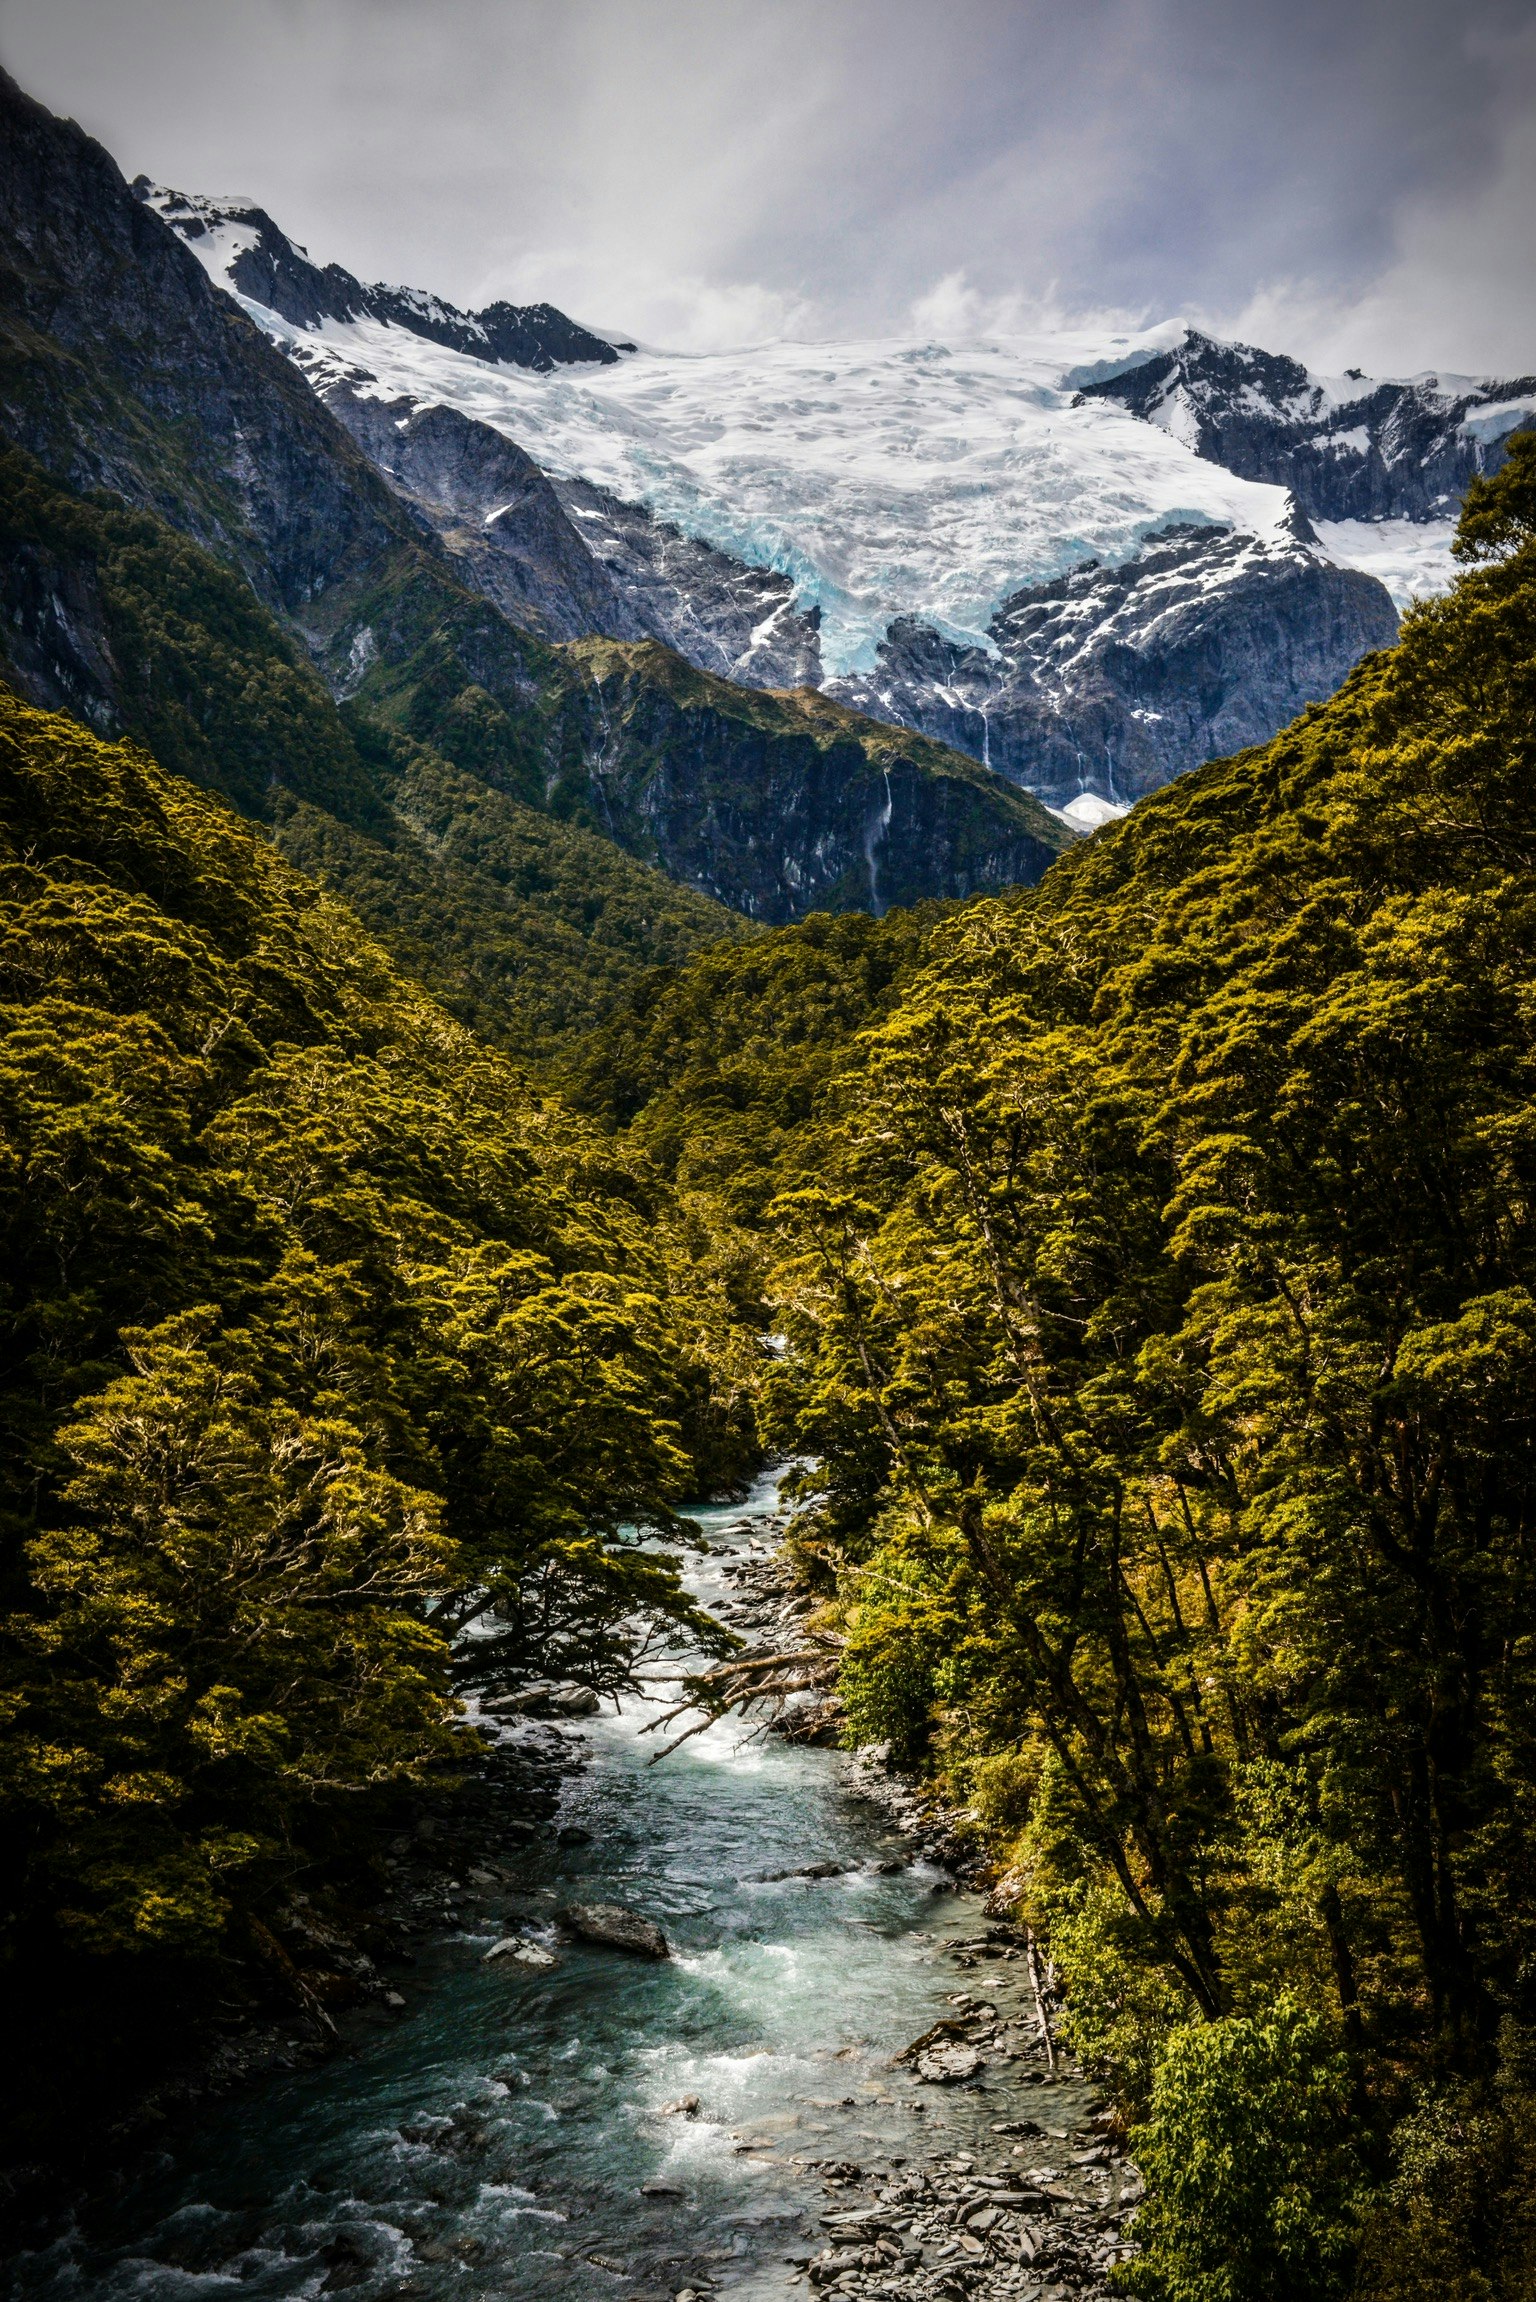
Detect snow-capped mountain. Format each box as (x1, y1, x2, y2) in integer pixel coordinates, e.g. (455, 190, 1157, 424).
(0, 68, 1065, 930)
(139, 178, 1536, 816)
(135, 181, 626, 373)
(1076, 329, 1536, 527)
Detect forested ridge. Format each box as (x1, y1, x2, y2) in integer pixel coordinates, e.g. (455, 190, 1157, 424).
(568, 435, 1536, 2301)
(0, 685, 759, 2148)
(0, 441, 751, 1056)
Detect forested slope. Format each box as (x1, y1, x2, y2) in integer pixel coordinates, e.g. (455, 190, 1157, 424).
(578, 436, 1536, 2302)
(0, 686, 757, 2147)
(558, 902, 958, 1218)
(0, 440, 749, 1056)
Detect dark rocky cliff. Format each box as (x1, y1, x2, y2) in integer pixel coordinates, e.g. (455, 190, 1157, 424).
(0, 74, 422, 649)
(830, 518, 1399, 807)
(318, 378, 640, 643)
(547, 641, 1065, 921)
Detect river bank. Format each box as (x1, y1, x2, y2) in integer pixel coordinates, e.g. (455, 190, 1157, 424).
(4, 1470, 1139, 2302)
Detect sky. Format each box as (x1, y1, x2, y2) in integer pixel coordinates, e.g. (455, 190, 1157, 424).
(3, 0, 1535, 373)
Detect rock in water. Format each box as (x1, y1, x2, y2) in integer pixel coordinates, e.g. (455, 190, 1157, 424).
(557, 1902, 670, 1958)
(914, 2041, 985, 2084)
(484, 1936, 559, 1968)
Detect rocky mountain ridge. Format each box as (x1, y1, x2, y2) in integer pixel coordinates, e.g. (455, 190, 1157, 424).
(137, 174, 1439, 818)
(0, 68, 1062, 954)
(134, 180, 625, 371)
(310, 354, 823, 683)
(1075, 327, 1536, 524)
(829, 515, 1398, 809)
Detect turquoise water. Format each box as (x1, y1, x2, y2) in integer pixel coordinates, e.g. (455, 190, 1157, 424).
(11, 1472, 1081, 2302)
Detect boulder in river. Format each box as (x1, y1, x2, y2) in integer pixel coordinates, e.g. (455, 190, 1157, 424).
(484, 1936, 559, 1968)
(482, 1681, 600, 1718)
(557, 1901, 670, 1958)
(890, 2013, 989, 2084)
(914, 2040, 985, 2083)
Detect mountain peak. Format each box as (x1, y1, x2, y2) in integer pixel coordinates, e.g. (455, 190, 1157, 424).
(1075, 326, 1536, 523)
(133, 176, 628, 373)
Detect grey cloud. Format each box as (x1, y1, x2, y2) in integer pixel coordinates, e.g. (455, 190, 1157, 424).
(1, 0, 1532, 368)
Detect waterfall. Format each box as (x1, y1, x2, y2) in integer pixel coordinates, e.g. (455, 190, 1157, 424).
(863, 768, 894, 914)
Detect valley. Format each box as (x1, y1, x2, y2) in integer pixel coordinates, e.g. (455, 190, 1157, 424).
(2, 40, 1536, 2302)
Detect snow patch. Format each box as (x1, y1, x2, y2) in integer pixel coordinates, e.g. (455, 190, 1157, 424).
(1054, 792, 1133, 831)
(1313, 518, 1461, 609)
(1459, 396, 1536, 448)
(140, 181, 261, 291)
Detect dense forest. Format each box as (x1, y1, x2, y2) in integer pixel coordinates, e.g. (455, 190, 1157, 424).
(584, 432, 1536, 2302)
(2, 370, 1535, 2302)
(0, 685, 762, 2140)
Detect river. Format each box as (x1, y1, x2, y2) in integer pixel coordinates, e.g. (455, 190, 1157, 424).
(10, 1470, 1097, 2302)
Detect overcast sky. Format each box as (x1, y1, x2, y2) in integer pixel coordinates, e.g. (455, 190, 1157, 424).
(4, 0, 1535, 373)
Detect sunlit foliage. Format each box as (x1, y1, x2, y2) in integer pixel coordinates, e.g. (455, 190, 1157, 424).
(0, 687, 744, 1963)
(743, 434, 1536, 2295)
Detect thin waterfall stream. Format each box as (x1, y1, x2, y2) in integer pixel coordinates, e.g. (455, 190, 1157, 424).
(10, 1470, 1123, 2302)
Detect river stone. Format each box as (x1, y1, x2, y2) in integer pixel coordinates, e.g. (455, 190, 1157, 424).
(558, 1901, 670, 1958)
(484, 1936, 559, 1968)
(914, 2041, 985, 2084)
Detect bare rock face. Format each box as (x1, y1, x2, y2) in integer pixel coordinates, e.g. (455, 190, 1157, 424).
(829, 518, 1399, 811)
(556, 1902, 670, 1958)
(317, 381, 638, 645)
(313, 373, 824, 687)
(552, 476, 824, 690)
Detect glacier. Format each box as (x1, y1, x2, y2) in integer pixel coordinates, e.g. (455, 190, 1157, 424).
(153, 192, 1312, 681)
(278, 323, 1301, 678)
(150, 184, 1530, 685)
(142, 180, 1528, 820)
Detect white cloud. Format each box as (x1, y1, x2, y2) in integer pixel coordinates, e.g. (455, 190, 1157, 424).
(505, 251, 816, 353)
(908, 271, 1045, 341)
(907, 269, 1164, 349)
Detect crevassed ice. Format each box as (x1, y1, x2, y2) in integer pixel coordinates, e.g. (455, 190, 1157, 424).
(234, 295, 1301, 676)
